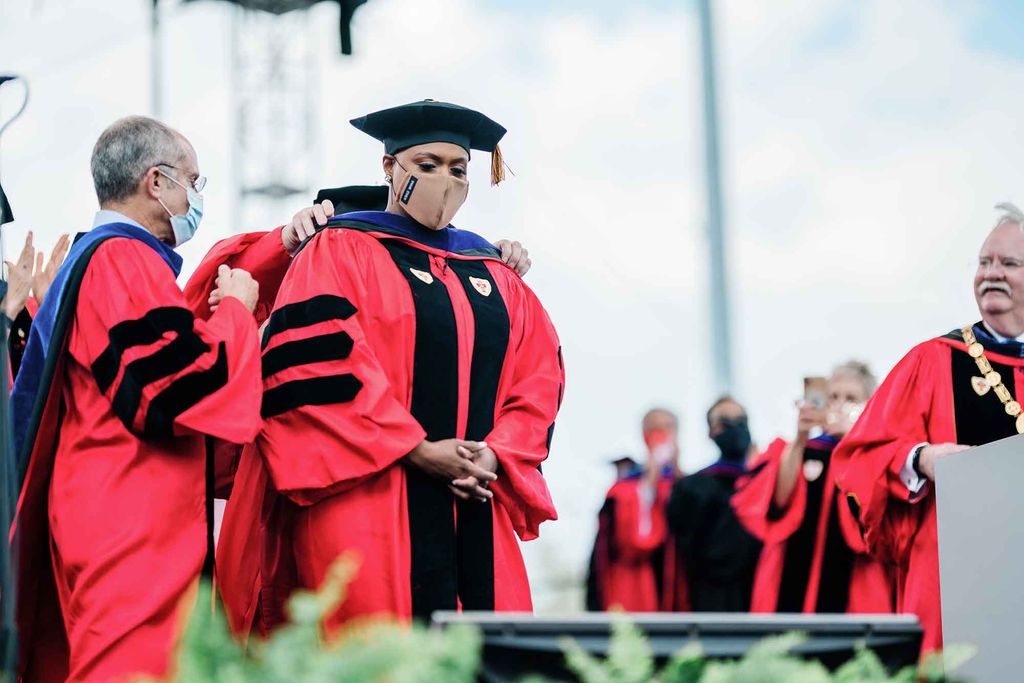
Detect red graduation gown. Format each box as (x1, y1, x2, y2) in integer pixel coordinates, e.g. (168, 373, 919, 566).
(833, 328, 1024, 653)
(588, 474, 689, 612)
(182, 227, 291, 497)
(217, 224, 563, 636)
(15, 238, 262, 682)
(733, 438, 893, 615)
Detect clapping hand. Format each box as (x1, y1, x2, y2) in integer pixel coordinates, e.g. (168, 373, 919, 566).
(3, 231, 34, 320)
(32, 233, 70, 305)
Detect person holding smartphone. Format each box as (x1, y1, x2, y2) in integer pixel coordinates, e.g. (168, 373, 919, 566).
(732, 361, 894, 615)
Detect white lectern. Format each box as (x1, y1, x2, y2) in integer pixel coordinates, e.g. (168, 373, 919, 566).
(936, 433, 1024, 681)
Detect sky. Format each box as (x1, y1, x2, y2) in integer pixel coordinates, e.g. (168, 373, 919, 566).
(2, 0, 1023, 610)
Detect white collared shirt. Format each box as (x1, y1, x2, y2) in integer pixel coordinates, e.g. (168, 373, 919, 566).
(982, 321, 1024, 344)
(92, 209, 146, 231)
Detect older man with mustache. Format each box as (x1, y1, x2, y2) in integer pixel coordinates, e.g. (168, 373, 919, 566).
(833, 202, 1024, 654)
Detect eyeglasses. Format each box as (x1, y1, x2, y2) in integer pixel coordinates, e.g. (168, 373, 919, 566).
(157, 163, 207, 193)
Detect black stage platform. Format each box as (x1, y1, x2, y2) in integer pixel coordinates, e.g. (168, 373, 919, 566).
(431, 612, 923, 682)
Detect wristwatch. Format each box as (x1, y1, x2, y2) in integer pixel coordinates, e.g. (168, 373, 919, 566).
(911, 444, 927, 479)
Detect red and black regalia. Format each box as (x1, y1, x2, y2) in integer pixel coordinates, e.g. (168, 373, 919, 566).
(666, 460, 761, 612)
(834, 322, 1024, 652)
(586, 467, 689, 612)
(733, 434, 894, 614)
(216, 209, 564, 637)
(11, 220, 262, 682)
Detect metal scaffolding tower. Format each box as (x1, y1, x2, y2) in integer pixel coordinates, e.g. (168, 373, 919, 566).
(229, 5, 320, 231)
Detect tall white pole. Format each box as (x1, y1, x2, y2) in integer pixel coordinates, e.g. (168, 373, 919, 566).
(150, 0, 163, 119)
(697, 0, 733, 395)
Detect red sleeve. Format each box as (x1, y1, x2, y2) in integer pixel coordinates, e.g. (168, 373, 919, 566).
(257, 230, 426, 505)
(70, 238, 262, 444)
(833, 340, 953, 562)
(732, 438, 807, 543)
(485, 271, 563, 541)
(183, 227, 291, 323)
(183, 228, 291, 493)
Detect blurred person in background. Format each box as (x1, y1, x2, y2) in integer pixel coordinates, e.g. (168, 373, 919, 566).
(732, 362, 894, 615)
(609, 453, 641, 480)
(835, 202, 1024, 653)
(667, 397, 761, 611)
(586, 408, 689, 612)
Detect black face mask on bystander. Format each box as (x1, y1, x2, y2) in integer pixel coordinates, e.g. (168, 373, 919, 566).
(713, 417, 752, 463)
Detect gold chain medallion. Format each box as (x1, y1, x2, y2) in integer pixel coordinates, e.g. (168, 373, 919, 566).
(962, 325, 1024, 434)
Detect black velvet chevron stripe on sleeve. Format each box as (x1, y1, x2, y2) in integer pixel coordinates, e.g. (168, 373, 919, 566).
(91, 306, 197, 393)
(260, 294, 357, 350)
(144, 342, 229, 438)
(90, 306, 229, 436)
(259, 294, 364, 418)
(261, 331, 354, 379)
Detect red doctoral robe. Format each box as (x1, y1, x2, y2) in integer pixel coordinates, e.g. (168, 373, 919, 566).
(833, 324, 1024, 653)
(182, 227, 291, 497)
(733, 437, 893, 615)
(587, 472, 689, 612)
(15, 236, 261, 682)
(215, 215, 564, 637)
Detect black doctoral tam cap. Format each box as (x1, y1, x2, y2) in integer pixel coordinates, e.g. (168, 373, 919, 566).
(350, 99, 508, 184)
(314, 185, 388, 214)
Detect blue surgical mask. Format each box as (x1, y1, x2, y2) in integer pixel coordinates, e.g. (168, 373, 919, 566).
(158, 170, 204, 247)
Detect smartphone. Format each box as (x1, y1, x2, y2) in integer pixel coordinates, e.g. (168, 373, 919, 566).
(804, 376, 828, 410)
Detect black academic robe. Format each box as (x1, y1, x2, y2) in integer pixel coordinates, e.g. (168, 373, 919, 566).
(667, 461, 762, 612)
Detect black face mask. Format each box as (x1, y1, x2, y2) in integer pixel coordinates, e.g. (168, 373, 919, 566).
(713, 417, 751, 463)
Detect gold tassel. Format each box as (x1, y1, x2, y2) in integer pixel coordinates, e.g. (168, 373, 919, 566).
(490, 143, 506, 186)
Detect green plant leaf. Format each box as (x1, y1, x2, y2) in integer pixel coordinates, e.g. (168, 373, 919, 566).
(656, 641, 705, 683)
(606, 616, 655, 683)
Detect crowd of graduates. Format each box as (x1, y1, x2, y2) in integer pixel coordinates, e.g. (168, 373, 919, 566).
(586, 364, 884, 621)
(585, 196, 1024, 659)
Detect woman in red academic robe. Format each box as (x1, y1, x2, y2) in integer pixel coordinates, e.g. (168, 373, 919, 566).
(216, 100, 564, 637)
(734, 362, 893, 616)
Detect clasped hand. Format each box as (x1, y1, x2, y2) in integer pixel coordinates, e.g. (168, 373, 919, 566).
(406, 439, 499, 503)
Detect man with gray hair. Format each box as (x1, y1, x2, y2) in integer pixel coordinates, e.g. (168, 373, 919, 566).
(834, 203, 1024, 653)
(12, 115, 262, 682)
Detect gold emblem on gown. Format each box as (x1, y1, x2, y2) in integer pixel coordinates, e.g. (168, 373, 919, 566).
(409, 267, 434, 285)
(468, 276, 492, 297)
